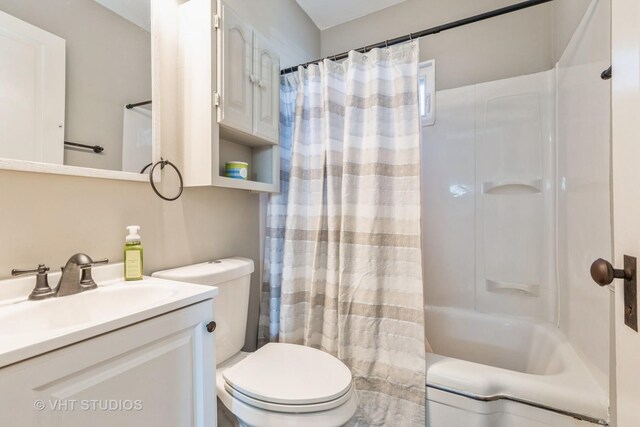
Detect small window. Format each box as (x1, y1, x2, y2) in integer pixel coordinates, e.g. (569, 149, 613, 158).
(419, 60, 435, 126)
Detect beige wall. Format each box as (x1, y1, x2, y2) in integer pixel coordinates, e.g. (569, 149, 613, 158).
(0, 170, 261, 283)
(0, 0, 319, 353)
(321, 0, 555, 91)
(0, 0, 152, 172)
(554, 0, 591, 61)
(225, 0, 320, 68)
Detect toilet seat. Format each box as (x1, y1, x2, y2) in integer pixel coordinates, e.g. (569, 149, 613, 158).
(222, 343, 354, 414)
(224, 381, 354, 414)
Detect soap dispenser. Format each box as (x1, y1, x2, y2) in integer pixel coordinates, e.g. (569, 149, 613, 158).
(124, 225, 143, 281)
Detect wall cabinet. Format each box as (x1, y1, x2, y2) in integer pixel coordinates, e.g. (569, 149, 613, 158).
(0, 301, 216, 427)
(177, 0, 280, 193)
(217, 2, 280, 143)
(217, 2, 252, 135)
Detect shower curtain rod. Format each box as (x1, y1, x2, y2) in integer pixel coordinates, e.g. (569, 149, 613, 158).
(126, 100, 152, 109)
(280, 0, 553, 75)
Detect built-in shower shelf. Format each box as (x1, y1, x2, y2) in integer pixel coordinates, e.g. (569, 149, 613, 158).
(486, 279, 539, 297)
(482, 179, 542, 194)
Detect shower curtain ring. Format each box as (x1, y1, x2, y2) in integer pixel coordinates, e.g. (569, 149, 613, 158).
(409, 33, 414, 41)
(385, 40, 389, 48)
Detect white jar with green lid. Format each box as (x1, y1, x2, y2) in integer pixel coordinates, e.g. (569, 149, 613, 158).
(225, 161, 248, 180)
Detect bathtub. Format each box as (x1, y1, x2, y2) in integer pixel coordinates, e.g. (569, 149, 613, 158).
(424, 307, 609, 427)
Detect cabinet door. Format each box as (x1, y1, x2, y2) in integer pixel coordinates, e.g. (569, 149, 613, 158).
(0, 301, 216, 427)
(218, 1, 253, 134)
(252, 32, 280, 143)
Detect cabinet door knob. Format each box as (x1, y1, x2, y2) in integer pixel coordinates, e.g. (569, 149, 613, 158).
(206, 321, 216, 333)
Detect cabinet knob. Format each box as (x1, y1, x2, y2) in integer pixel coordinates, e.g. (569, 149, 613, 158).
(206, 321, 216, 333)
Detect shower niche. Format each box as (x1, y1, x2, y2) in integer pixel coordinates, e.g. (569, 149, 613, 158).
(476, 72, 555, 321)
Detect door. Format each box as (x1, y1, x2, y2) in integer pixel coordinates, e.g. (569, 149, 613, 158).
(217, 1, 253, 134)
(252, 32, 279, 143)
(611, 0, 640, 425)
(0, 10, 65, 164)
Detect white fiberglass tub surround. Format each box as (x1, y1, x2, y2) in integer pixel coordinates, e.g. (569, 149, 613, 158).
(421, 7, 612, 421)
(425, 307, 608, 426)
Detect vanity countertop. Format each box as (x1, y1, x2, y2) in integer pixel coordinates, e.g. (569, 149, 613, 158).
(0, 263, 217, 368)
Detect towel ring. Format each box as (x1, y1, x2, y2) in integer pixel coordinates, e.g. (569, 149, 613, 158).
(144, 158, 184, 201)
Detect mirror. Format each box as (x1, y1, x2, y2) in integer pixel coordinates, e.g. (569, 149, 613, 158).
(0, 0, 154, 179)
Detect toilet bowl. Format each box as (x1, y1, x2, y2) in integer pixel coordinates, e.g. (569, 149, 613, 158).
(153, 258, 358, 427)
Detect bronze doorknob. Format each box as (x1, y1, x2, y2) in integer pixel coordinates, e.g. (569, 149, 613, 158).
(590, 258, 631, 286)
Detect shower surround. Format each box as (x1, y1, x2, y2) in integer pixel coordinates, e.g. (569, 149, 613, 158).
(420, 0, 611, 424)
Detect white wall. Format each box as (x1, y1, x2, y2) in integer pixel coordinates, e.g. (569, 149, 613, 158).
(556, 0, 611, 394)
(0, 0, 320, 352)
(321, 0, 554, 91)
(0, 0, 152, 172)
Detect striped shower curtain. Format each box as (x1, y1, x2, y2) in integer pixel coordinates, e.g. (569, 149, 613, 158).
(278, 41, 426, 426)
(258, 73, 298, 346)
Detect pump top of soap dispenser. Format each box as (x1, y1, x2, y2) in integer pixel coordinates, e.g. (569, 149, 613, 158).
(126, 225, 141, 243)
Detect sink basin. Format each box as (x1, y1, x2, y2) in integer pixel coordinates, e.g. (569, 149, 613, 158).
(0, 262, 217, 368)
(0, 281, 177, 336)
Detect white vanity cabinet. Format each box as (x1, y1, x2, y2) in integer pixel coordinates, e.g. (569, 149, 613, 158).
(0, 300, 216, 427)
(217, 0, 280, 144)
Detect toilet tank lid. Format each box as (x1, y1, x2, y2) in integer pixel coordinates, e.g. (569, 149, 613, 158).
(152, 257, 254, 286)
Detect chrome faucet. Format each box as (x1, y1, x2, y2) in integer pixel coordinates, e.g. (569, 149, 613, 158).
(12, 254, 108, 300)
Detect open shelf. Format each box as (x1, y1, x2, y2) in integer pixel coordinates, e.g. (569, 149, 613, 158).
(213, 176, 276, 192)
(217, 138, 279, 192)
(486, 279, 539, 297)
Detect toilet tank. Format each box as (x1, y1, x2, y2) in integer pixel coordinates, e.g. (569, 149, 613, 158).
(152, 257, 254, 365)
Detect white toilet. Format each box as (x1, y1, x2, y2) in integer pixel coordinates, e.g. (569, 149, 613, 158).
(153, 257, 358, 427)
